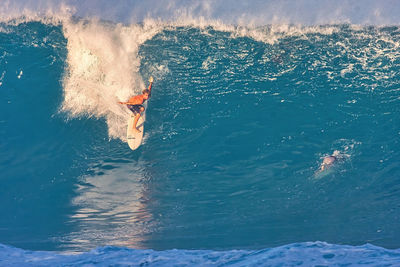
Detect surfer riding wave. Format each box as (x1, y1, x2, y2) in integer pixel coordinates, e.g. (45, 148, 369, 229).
(118, 77, 154, 133)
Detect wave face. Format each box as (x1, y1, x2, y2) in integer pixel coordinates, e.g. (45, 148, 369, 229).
(1, 15, 400, 265)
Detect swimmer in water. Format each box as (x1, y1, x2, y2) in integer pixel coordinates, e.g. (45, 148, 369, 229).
(317, 150, 342, 173)
(319, 155, 337, 172)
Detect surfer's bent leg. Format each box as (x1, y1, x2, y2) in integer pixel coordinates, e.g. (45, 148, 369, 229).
(132, 106, 145, 133)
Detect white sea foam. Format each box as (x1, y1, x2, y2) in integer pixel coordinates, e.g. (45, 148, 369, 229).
(60, 18, 162, 141)
(0, 7, 160, 141)
(17, 70, 23, 79)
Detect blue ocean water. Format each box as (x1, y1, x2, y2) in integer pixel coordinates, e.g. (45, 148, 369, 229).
(1, 17, 400, 265)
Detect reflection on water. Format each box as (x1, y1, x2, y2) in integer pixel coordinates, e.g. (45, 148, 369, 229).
(63, 157, 154, 251)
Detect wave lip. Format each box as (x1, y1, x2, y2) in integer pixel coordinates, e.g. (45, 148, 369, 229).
(1, 242, 400, 266)
(2, 1, 400, 26)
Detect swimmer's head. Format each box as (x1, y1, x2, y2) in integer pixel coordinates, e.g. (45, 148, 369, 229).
(320, 156, 336, 171)
(323, 156, 336, 165)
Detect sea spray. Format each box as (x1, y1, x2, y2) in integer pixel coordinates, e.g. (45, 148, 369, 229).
(61, 18, 161, 140)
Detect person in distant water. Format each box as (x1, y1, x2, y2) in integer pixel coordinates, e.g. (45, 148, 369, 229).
(118, 77, 153, 133)
(319, 155, 337, 172)
(318, 150, 343, 173)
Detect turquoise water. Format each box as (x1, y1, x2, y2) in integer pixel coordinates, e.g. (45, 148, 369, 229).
(1, 18, 400, 265)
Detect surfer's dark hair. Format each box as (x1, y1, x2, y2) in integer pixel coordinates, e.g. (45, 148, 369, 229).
(142, 89, 150, 94)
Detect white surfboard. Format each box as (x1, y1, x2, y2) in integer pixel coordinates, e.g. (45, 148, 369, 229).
(126, 115, 144, 150)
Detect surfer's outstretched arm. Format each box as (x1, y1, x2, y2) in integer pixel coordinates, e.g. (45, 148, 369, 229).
(147, 76, 153, 94)
(118, 76, 153, 105)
